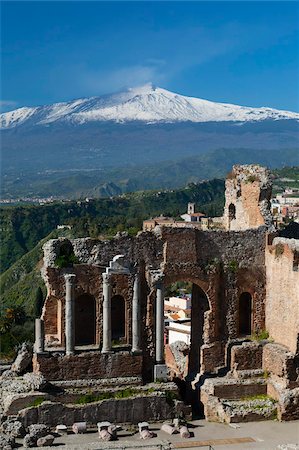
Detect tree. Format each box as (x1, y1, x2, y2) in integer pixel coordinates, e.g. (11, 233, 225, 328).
(34, 287, 44, 318)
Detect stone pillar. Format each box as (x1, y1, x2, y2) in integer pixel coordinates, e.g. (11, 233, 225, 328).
(155, 278, 165, 364)
(64, 273, 76, 356)
(101, 273, 112, 353)
(132, 273, 141, 354)
(34, 318, 44, 353)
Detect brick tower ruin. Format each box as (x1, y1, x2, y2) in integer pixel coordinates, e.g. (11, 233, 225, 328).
(223, 165, 273, 231)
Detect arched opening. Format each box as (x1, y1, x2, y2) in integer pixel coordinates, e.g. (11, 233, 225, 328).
(164, 281, 209, 376)
(238, 292, 252, 336)
(164, 280, 210, 418)
(111, 295, 126, 342)
(228, 203, 236, 221)
(75, 294, 96, 345)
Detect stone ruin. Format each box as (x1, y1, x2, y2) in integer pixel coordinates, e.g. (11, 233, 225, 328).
(1, 164, 298, 433)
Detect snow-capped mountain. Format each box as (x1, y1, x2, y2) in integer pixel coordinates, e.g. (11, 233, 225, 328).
(1, 84, 298, 129)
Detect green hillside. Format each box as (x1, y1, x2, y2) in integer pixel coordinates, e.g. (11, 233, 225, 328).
(0, 179, 225, 274)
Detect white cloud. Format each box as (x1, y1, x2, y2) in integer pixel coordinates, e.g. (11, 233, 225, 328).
(0, 100, 18, 112)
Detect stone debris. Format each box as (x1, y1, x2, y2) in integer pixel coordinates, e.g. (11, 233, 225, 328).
(97, 422, 116, 441)
(0, 419, 25, 438)
(55, 424, 68, 435)
(72, 422, 87, 434)
(23, 424, 51, 448)
(179, 425, 190, 439)
(138, 422, 155, 439)
(161, 423, 176, 435)
(11, 343, 33, 375)
(169, 341, 189, 376)
(0, 434, 15, 450)
(23, 373, 47, 391)
(36, 434, 55, 447)
(277, 446, 299, 450)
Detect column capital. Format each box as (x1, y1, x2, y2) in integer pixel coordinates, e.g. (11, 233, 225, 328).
(151, 270, 164, 289)
(64, 273, 76, 284)
(102, 272, 112, 284)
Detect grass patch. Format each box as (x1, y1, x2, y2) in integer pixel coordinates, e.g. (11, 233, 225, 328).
(241, 394, 275, 403)
(29, 397, 45, 407)
(75, 387, 158, 404)
(251, 329, 269, 341)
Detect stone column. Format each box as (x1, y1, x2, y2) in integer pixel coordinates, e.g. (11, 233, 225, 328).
(101, 273, 112, 353)
(155, 278, 165, 364)
(132, 273, 141, 354)
(64, 273, 76, 356)
(34, 318, 45, 353)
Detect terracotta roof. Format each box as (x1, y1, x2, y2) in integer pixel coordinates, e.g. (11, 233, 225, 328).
(189, 212, 206, 217)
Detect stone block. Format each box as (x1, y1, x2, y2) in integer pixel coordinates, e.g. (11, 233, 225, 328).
(33, 351, 142, 381)
(231, 342, 263, 371)
(263, 343, 298, 381)
(277, 387, 299, 421)
(154, 364, 168, 382)
(37, 434, 55, 447)
(3, 392, 48, 416)
(201, 342, 225, 373)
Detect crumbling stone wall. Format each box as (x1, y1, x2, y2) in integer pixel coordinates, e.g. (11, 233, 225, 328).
(265, 238, 299, 354)
(223, 165, 273, 231)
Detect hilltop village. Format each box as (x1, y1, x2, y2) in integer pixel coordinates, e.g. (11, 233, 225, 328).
(0, 165, 298, 448)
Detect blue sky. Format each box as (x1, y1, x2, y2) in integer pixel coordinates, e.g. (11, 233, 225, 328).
(1, 1, 299, 112)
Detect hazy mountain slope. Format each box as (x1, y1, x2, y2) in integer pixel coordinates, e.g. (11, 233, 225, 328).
(2, 148, 298, 199)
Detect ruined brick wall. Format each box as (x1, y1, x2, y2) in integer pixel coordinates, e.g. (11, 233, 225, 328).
(265, 238, 299, 354)
(223, 165, 273, 231)
(40, 225, 267, 379)
(33, 351, 142, 381)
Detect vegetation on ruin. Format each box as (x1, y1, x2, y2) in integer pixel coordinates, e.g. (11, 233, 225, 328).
(75, 387, 156, 404)
(228, 260, 238, 273)
(165, 390, 179, 406)
(251, 329, 270, 342)
(241, 394, 274, 402)
(29, 397, 46, 407)
(275, 243, 284, 257)
(246, 174, 259, 183)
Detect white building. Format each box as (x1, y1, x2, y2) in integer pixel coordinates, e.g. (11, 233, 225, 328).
(165, 296, 191, 311)
(167, 320, 191, 345)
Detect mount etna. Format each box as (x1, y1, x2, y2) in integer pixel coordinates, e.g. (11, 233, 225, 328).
(1, 84, 298, 198)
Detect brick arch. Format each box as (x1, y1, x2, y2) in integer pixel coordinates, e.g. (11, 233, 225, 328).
(163, 274, 213, 376)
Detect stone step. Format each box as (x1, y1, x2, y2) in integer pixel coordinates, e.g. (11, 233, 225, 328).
(220, 396, 277, 423)
(50, 376, 143, 389)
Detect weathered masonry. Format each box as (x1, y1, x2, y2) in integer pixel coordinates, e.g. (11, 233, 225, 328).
(33, 165, 299, 422)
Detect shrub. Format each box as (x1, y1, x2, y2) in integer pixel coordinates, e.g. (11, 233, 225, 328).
(54, 253, 79, 268)
(251, 329, 269, 341)
(228, 260, 238, 273)
(275, 243, 284, 257)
